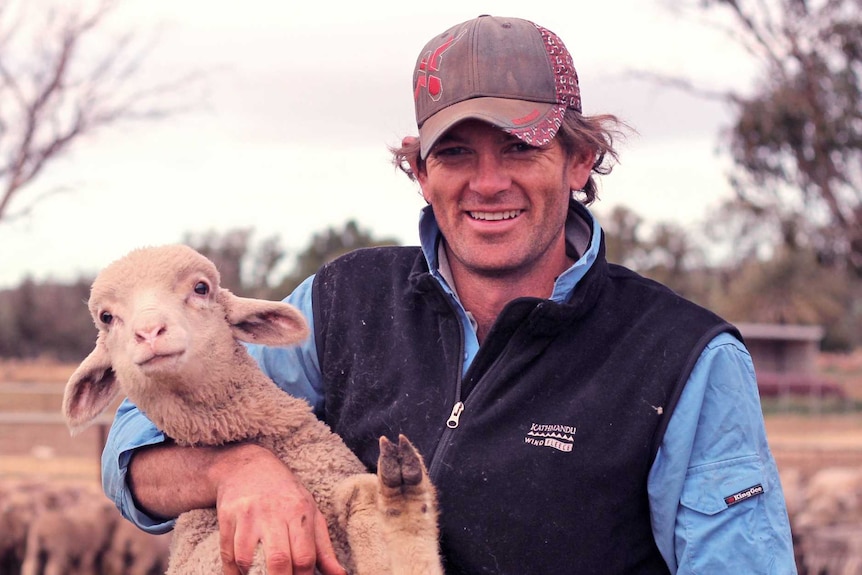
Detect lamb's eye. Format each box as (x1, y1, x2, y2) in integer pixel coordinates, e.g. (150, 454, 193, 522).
(99, 311, 113, 325)
(194, 281, 210, 295)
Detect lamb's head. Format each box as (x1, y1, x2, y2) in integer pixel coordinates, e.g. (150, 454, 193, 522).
(63, 244, 309, 434)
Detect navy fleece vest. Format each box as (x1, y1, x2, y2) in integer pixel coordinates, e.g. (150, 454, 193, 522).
(312, 219, 738, 574)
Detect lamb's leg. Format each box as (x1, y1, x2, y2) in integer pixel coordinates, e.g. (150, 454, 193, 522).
(77, 553, 97, 575)
(333, 473, 391, 575)
(376, 435, 443, 575)
(19, 527, 43, 575)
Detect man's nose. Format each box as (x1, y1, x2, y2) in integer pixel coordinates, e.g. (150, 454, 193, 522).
(470, 152, 510, 196)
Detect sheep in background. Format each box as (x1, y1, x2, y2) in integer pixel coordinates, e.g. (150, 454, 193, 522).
(0, 488, 37, 575)
(0, 481, 89, 575)
(20, 494, 117, 575)
(797, 524, 862, 575)
(794, 467, 862, 530)
(62, 244, 443, 575)
(103, 520, 171, 575)
(791, 467, 862, 575)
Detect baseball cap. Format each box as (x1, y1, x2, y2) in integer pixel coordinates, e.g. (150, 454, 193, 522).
(412, 15, 582, 159)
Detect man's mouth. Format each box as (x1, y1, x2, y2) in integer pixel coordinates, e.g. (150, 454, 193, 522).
(468, 210, 523, 221)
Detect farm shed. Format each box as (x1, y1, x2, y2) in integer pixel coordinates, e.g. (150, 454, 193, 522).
(736, 323, 843, 399)
(738, 323, 824, 375)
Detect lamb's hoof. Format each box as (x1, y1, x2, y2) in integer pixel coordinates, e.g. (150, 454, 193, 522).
(378, 434, 424, 489)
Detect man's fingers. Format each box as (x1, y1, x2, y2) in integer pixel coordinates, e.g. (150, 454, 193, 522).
(233, 514, 266, 575)
(262, 511, 313, 575)
(210, 448, 346, 575)
(216, 507, 346, 575)
(218, 513, 242, 575)
(311, 510, 348, 575)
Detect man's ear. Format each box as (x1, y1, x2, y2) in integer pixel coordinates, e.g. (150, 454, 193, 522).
(567, 149, 596, 192)
(402, 136, 428, 189)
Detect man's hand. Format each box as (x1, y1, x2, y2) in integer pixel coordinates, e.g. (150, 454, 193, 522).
(212, 443, 346, 575)
(128, 441, 346, 575)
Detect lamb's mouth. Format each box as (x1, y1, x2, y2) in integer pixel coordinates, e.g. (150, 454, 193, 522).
(468, 210, 523, 221)
(137, 351, 184, 368)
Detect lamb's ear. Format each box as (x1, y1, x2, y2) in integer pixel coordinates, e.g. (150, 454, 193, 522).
(219, 289, 310, 347)
(63, 341, 120, 435)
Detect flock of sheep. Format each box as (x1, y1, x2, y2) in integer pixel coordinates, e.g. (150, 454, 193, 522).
(784, 465, 862, 574)
(0, 479, 170, 575)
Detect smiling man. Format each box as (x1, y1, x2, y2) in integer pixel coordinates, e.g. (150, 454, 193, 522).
(102, 14, 797, 575)
(405, 119, 592, 342)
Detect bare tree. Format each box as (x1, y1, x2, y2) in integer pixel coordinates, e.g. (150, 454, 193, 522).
(652, 0, 862, 274)
(0, 0, 197, 222)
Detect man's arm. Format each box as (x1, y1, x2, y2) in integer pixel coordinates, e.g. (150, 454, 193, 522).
(648, 332, 797, 574)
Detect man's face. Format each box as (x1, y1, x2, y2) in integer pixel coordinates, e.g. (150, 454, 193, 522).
(412, 120, 593, 280)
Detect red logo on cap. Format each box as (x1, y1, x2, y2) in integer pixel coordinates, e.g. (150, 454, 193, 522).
(414, 31, 464, 102)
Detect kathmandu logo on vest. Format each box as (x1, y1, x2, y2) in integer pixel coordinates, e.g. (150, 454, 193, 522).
(525, 423, 576, 452)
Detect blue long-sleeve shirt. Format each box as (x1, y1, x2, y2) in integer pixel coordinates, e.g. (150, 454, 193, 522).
(102, 205, 797, 574)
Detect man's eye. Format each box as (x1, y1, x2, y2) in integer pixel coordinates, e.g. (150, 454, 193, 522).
(194, 281, 210, 295)
(433, 146, 468, 157)
(509, 141, 536, 153)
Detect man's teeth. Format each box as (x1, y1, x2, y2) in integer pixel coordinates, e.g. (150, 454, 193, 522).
(469, 210, 521, 221)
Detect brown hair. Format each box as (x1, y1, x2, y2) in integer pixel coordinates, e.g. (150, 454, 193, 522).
(390, 111, 630, 205)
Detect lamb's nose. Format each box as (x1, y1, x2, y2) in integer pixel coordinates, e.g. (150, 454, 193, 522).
(135, 323, 166, 345)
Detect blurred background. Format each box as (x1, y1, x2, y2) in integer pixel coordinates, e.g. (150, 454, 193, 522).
(1, 0, 861, 573)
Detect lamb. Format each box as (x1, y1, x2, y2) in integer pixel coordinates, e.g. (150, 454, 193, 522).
(0, 480, 88, 575)
(20, 493, 118, 575)
(0, 486, 42, 575)
(794, 466, 862, 530)
(62, 244, 443, 575)
(103, 519, 171, 575)
(789, 466, 862, 575)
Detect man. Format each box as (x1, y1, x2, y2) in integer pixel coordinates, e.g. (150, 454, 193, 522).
(102, 15, 797, 574)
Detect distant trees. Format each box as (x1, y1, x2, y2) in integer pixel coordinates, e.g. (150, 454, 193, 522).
(271, 220, 399, 297)
(0, 220, 398, 360)
(616, 0, 862, 348)
(666, 0, 862, 273)
(185, 220, 399, 299)
(0, 277, 93, 359)
(602, 203, 861, 350)
(2, 211, 861, 358)
(0, 0, 195, 224)
(183, 228, 287, 298)
(603, 206, 712, 304)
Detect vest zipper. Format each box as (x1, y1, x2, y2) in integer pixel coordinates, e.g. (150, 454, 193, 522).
(446, 401, 465, 428)
(428, 287, 536, 479)
(429, 338, 517, 482)
(428, 287, 467, 480)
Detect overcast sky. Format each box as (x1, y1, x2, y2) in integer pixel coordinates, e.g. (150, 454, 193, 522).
(0, 0, 755, 288)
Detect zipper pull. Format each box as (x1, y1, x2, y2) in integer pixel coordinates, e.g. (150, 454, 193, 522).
(446, 401, 465, 429)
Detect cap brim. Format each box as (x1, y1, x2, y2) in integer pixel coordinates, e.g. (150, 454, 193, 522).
(418, 97, 559, 159)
